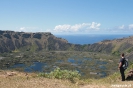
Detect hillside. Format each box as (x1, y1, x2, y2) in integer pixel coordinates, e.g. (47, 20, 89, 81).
(1, 30, 133, 56)
(1, 30, 133, 53)
(0, 30, 72, 52)
(87, 36, 133, 61)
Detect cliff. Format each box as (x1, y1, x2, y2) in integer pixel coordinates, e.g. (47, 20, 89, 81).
(0, 30, 71, 52)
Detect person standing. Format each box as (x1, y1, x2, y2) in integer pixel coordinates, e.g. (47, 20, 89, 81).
(118, 53, 126, 81)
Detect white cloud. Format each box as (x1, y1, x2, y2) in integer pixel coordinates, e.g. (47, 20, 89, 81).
(19, 27, 27, 31)
(15, 23, 133, 34)
(111, 24, 133, 34)
(129, 24, 133, 29)
(51, 22, 101, 33)
(117, 24, 133, 30)
(54, 25, 71, 32)
(118, 25, 125, 29)
(89, 22, 101, 29)
(16, 27, 42, 32)
(46, 23, 133, 34)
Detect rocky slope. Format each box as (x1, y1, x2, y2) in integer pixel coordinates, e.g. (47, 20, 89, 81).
(87, 36, 133, 61)
(0, 30, 72, 53)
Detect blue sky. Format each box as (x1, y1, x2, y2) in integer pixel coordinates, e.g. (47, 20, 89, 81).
(0, 0, 133, 34)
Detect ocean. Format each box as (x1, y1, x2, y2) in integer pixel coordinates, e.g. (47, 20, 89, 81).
(55, 34, 133, 45)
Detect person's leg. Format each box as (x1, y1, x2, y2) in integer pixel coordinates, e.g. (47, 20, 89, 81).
(120, 68, 125, 81)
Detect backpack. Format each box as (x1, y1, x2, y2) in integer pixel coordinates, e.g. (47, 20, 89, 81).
(122, 59, 128, 70)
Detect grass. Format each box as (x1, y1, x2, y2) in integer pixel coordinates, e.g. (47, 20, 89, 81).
(0, 64, 133, 88)
(0, 70, 78, 88)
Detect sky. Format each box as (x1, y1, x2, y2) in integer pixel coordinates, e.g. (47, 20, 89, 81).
(0, 0, 133, 35)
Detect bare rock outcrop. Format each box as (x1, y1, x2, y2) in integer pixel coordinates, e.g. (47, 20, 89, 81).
(126, 69, 133, 81)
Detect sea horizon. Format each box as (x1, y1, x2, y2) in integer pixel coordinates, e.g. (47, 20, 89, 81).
(55, 34, 133, 45)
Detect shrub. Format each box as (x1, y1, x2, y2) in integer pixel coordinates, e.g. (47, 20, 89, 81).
(112, 51, 120, 56)
(38, 67, 81, 81)
(127, 47, 133, 53)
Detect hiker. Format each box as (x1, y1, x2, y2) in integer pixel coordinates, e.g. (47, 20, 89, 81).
(118, 53, 126, 81)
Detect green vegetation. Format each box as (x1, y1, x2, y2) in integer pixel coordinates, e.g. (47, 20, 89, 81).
(127, 47, 133, 53)
(0, 51, 120, 79)
(112, 50, 120, 56)
(38, 67, 81, 82)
